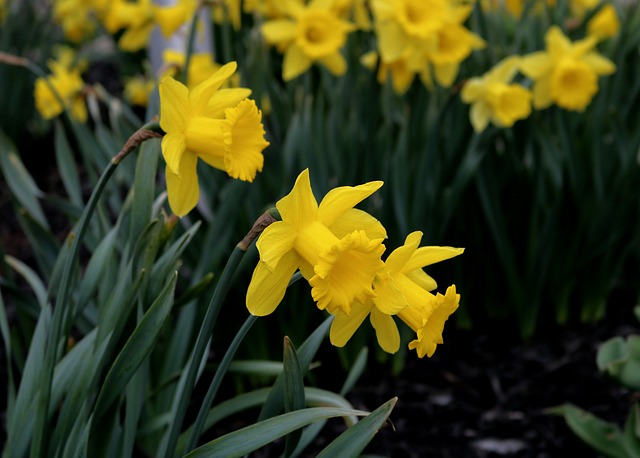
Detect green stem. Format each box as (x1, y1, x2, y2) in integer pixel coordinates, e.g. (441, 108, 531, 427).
(161, 246, 246, 458)
(184, 314, 257, 453)
(30, 159, 119, 458)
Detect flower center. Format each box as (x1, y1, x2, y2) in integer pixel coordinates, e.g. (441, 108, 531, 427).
(550, 58, 597, 111)
(297, 10, 346, 59)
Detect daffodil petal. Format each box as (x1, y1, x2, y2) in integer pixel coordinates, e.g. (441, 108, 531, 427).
(277, 169, 318, 229)
(328, 209, 387, 240)
(318, 181, 383, 227)
(190, 61, 238, 114)
(460, 79, 484, 102)
(370, 308, 400, 354)
(246, 251, 300, 316)
(405, 269, 438, 292)
(256, 221, 297, 270)
(583, 53, 616, 75)
(318, 52, 347, 76)
(385, 231, 422, 273)
(404, 246, 464, 272)
(165, 150, 199, 217)
(283, 44, 312, 81)
(159, 77, 189, 133)
(470, 102, 491, 133)
(434, 62, 459, 87)
(206, 88, 252, 118)
(329, 301, 373, 347)
(532, 76, 553, 109)
(519, 52, 552, 79)
(261, 20, 297, 44)
(161, 133, 187, 176)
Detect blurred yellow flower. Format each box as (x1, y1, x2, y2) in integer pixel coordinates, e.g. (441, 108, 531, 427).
(587, 3, 620, 41)
(124, 76, 155, 107)
(158, 62, 269, 216)
(103, 0, 155, 51)
(212, 0, 242, 30)
(53, 0, 98, 42)
(461, 56, 532, 132)
(246, 169, 387, 316)
(569, 0, 598, 19)
(501, 0, 556, 18)
(520, 26, 616, 111)
(371, 0, 484, 88)
(332, 0, 371, 30)
(0, 0, 5, 23)
(34, 52, 86, 122)
(330, 232, 463, 356)
(261, 0, 355, 81)
(361, 50, 419, 95)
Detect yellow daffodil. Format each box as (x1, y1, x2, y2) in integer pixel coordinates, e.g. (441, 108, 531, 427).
(124, 76, 155, 107)
(520, 26, 615, 112)
(361, 50, 419, 95)
(569, 0, 598, 19)
(371, 0, 484, 88)
(404, 285, 460, 358)
(587, 4, 620, 41)
(461, 56, 532, 132)
(159, 62, 269, 216)
(332, 0, 371, 30)
(34, 53, 87, 122)
(247, 169, 388, 317)
(103, 0, 155, 51)
(261, 0, 356, 81)
(330, 231, 463, 355)
(53, 0, 98, 42)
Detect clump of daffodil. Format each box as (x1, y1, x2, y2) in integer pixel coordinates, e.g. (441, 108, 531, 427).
(461, 55, 532, 132)
(587, 3, 620, 41)
(34, 48, 87, 122)
(246, 168, 388, 317)
(53, 0, 100, 42)
(520, 26, 616, 112)
(329, 231, 463, 357)
(261, 0, 356, 81)
(159, 61, 269, 216)
(370, 0, 485, 88)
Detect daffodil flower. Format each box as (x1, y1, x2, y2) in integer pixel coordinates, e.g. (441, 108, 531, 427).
(247, 169, 387, 317)
(520, 26, 616, 112)
(159, 62, 269, 216)
(330, 231, 463, 355)
(34, 54, 87, 122)
(461, 55, 532, 132)
(261, 0, 355, 81)
(587, 4, 620, 41)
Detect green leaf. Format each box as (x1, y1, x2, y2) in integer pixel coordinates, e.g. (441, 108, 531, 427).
(93, 272, 177, 419)
(54, 119, 83, 207)
(258, 316, 333, 421)
(0, 129, 48, 229)
(623, 403, 640, 458)
(129, 138, 160, 245)
(4, 255, 47, 309)
(316, 397, 397, 458)
(184, 406, 372, 458)
(283, 336, 305, 457)
(550, 403, 628, 458)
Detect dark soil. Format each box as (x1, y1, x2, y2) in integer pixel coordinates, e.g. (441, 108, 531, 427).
(340, 305, 637, 457)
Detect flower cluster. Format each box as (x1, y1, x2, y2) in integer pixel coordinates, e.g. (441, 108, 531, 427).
(158, 62, 269, 217)
(33, 48, 87, 122)
(246, 169, 463, 358)
(369, 0, 485, 93)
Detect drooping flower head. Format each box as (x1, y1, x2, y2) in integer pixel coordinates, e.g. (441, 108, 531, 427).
(520, 26, 616, 112)
(330, 231, 464, 356)
(159, 62, 269, 216)
(247, 169, 388, 316)
(461, 55, 532, 132)
(261, 0, 356, 81)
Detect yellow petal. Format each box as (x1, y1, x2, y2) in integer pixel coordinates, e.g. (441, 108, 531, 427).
(283, 44, 312, 81)
(532, 75, 553, 110)
(405, 269, 437, 292)
(470, 102, 491, 133)
(519, 52, 552, 79)
(206, 88, 252, 118)
(370, 308, 400, 354)
(246, 251, 300, 316)
(317, 181, 383, 227)
(277, 169, 319, 229)
(385, 231, 422, 273)
(161, 133, 187, 176)
(461, 79, 485, 103)
(583, 53, 616, 76)
(159, 77, 190, 134)
(404, 246, 464, 272)
(372, 271, 409, 315)
(546, 26, 571, 57)
(190, 61, 238, 115)
(328, 209, 387, 241)
(329, 300, 373, 347)
(487, 55, 521, 83)
(434, 62, 459, 87)
(261, 20, 297, 44)
(376, 21, 406, 62)
(256, 221, 297, 270)
(165, 150, 199, 217)
(318, 52, 347, 76)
